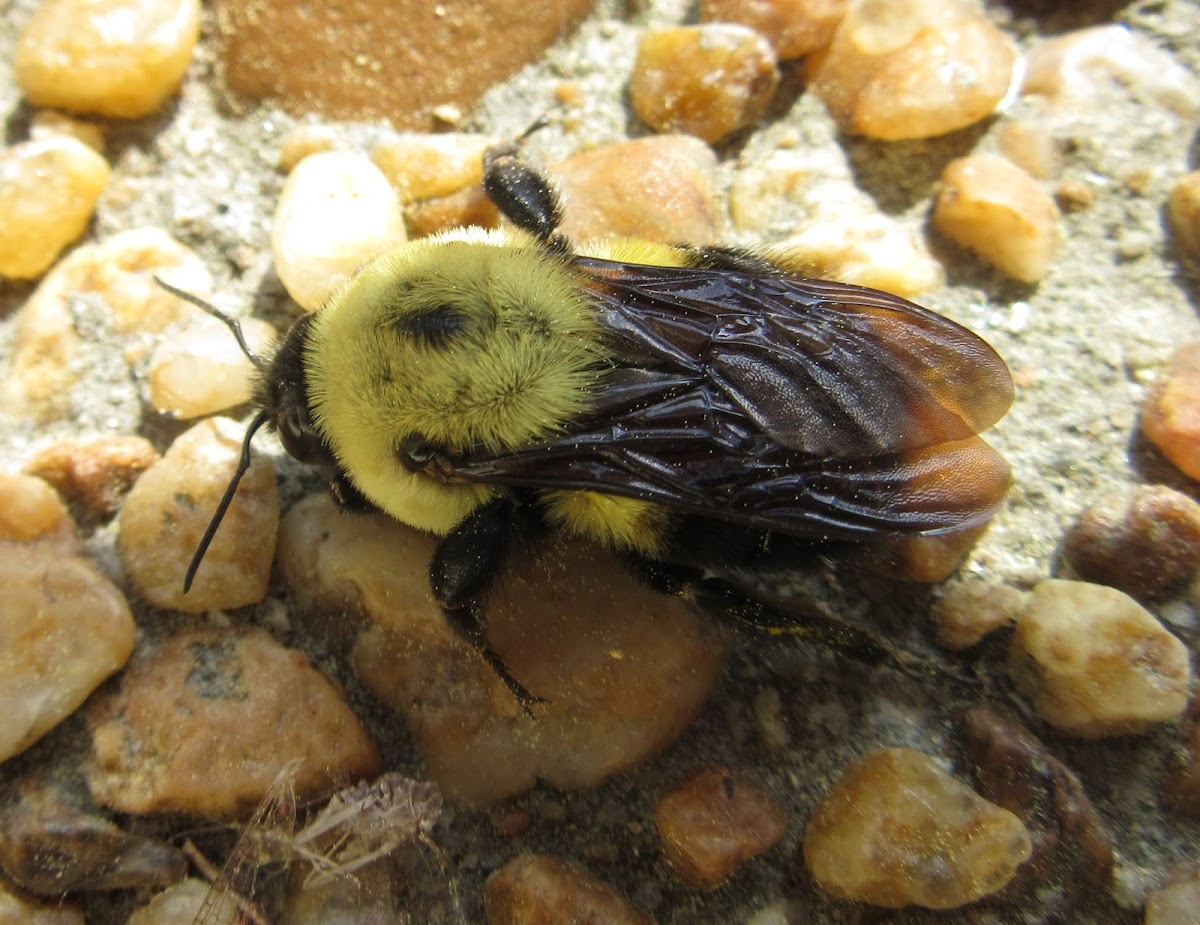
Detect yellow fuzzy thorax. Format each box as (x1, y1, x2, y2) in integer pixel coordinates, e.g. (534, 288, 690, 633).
(303, 227, 609, 533)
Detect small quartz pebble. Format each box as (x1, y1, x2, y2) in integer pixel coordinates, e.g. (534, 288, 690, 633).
(1061, 486, 1200, 602)
(16, 0, 201, 118)
(30, 111, 107, 152)
(125, 879, 208, 925)
(486, 853, 653, 925)
(934, 155, 1062, 283)
(118, 417, 279, 612)
(996, 119, 1062, 181)
(804, 747, 1032, 909)
(26, 436, 160, 517)
(1169, 171, 1200, 260)
(0, 472, 81, 556)
(406, 184, 502, 239)
(630, 25, 779, 143)
(0, 544, 136, 763)
(1024, 25, 1200, 118)
(1008, 579, 1191, 738)
(932, 579, 1029, 650)
(277, 495, 730, 806)
(655, 766, 787, 890)
(371, 132, 493, 202)
(699, 0, 847, 60)
(553, 136, 719, 247)
(148, 316, 278, 419)
(961, 707, 1114, 901)
(0, 136, 110, 279)
(1146, 871, 1200, 925)
(1143, 341, 1200, 481)
(1163, 699, 1200, 818)
(86, 626, 381, 817)
(277, 124, 343, 173)
(0, 880, 84, 925)
(272, 151, 406, 310)
(808, 0, 1018, 140)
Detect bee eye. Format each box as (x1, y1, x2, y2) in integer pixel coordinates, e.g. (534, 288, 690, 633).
(277, 404, 323, 463)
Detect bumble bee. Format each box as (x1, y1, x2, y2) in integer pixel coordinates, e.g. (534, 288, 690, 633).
(167, 140, 1013, 703)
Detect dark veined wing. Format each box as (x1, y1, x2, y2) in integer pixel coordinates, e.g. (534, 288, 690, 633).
(450, 256, 1014, 540)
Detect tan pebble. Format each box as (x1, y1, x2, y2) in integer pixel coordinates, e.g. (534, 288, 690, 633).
(1024, 25, 1200, 118)
(277, 124, 343, 173)
(809, 0, 1018, 140)
(0, 545, 136, 762)
(553, 136, 718, 247)
(554, 80, 584, 108)
(700, 0, 847, 60)
(934, 154, 1062, 283)
(656, 766, 787, 890)
(277, 494, 730, 806)
(630, 25, 780, 143)
(16, 0, 200, 119)
(486, 854, 653, 925)
(26, 436, 159, 517)
(1146, 873, 1200, 925)
(29, 111, 106, 153)
(0, 137, 110, 279)
(118, 417, 278, 612)
(1054, 178, 1094, 212)
(932, 579, 1029, 650)
(406, 184, 502, 239)
(996, 119, 1062, 181)
(1143, 341, 1200, 481)
(1163, 700, 1200, 818)
(0, 879, 84, 925)
(0, 472, 81, 554)
(86, 626, 380, 817)
(272, 152, 406, 310)
(216, 0, 594, 126)
(861, 520, 994, 583)
(961, 706, 1114, 898)
(1008, 579, 1191, 737)
(148, 316, 277, 419)
(1061, 486, 1200, 602)
(371, 132, 493, 202)
(126, 878, 209, 925)
(804, 747, 1032, 909)
(1168, 171, 1200, 259)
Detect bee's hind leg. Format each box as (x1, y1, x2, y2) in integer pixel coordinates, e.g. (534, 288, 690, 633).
(482, 127, 570, 252)
(429, 496, 548, 712)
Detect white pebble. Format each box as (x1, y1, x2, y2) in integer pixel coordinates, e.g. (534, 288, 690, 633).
(149, 316, 277, 419)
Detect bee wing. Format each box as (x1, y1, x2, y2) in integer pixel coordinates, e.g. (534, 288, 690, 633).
(451, 257, 1013, 540)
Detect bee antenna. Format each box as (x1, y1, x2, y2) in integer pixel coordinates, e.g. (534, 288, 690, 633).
(183, 412, 270, 593)
(154, 275, 267, 372)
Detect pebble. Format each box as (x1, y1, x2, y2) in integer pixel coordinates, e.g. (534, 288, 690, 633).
(807, 0, 1018, 140)
(371, 132, 493, 203)
(0, 880, 83, 925)
(1008, 579, 1191, 738)
(1169, 170, 1200, 260)
(125, 878, 208, 925)
(931, 579, 1029, 651)
(29, 111, 107, 152)
(277, 123, 343, 173)
(1163, 698, 1200, 818)
(1054, 178, 1095, 213)
(804, 747, 1032, 909)
(996, 119, 1062, 181)
(934, 154, 1062, 283)
(630, 24, 779, 143)
(271, 151, 406, 310)
(0, 136, 110, 279)
(862, 520, 994, 583)
(0, 471, 82, 556)
(3, 227, 212, 419)
(148, 315, 278, 419)
(0, 771, 186, 894)
(406, 183, 502, 239)
(276, 494, 730, 806)
(1023, 25, 1200, 118)
(699, 0, 847, 60)
(1143, 340, 1200, 481)
(0, 543, 136, 763)
(86, 626, 381, 817)
(655, 766, 787, 890)
(553, 136, 719, 247)
(1060, 485, 1200, 602)
(216, 0, 596, 126)
(25, 436, 160, 518)
(1145, 868, 1200, 925)
(485, 853, 653, 925)
(118, 417, 279, 612)
(961, 706, 1114, 903)
(15, 0, 201, 118)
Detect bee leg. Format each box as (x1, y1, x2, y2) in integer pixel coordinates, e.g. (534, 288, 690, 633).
(483, 141, 569, 252)
(429, 497, 548, 712)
